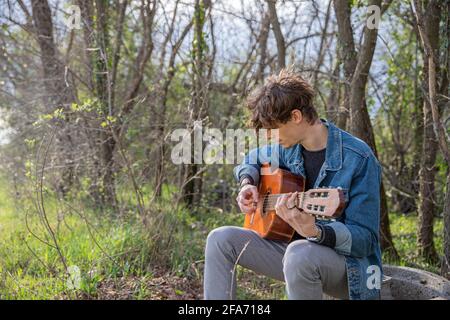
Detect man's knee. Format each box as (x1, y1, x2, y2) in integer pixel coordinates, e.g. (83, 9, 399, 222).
(206, 226, 245, 257)
(207, 226, 234, 245)
(282, 240, 320, 282)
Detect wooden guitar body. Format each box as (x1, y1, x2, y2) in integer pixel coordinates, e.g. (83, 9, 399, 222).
(244, 164, 305, 242)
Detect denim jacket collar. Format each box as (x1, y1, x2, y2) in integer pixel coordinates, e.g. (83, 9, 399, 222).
(322, 119, 343, 171)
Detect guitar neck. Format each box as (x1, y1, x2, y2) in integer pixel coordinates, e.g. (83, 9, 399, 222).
(262, 192, 305, 211)
(258, 187, 343, 219)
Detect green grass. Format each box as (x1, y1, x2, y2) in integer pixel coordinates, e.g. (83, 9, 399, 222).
(0, 175, 199, 299)
(0, 205, 155, 299)
(0, 173, 445, 299)
(386, 212, 444, 274)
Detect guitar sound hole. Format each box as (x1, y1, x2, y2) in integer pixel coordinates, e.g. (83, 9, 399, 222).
(262, 193, 271, 217)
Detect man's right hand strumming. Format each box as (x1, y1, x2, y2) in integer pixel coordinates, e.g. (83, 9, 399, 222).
(236, 180, 259, 214)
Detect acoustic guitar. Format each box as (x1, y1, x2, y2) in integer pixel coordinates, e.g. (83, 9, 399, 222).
(243, 163, 346, 242)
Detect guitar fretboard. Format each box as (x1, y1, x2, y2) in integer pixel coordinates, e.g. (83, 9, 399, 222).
(261, 190, 331, 212)
(261, 193, 304, 211)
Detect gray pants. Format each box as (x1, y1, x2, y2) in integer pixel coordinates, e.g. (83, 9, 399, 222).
(204, 226, 349, 300)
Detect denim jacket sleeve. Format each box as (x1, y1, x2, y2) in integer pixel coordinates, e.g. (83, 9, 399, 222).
(327, 154, 382, 258)
(233, 144, 283, 186)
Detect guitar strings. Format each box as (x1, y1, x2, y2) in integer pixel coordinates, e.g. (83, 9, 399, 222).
(261, 194, 310, 209)
(260, 194, 335, 218)
(254, 191, 337, 210)
(260, 191, 332, 205)
(262, 192, 329, 199)
(261, 195, 332, 211)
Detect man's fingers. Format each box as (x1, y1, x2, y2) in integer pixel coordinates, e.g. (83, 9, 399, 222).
(250, 189, 259, 200)
(237, 185, 259, 214)
(287, 192, 297, 208)
(239, 197, 253, 205)
(240, 189, 254, 198)
(240, 204, 256, 214)
(239, 185, 258, 199)
(237, 193, 256, 204)
(275, 195, 286, 211)
(247, 191, 259, 202)
(279, 193, 290, 205)
(275, 195, 282, 209)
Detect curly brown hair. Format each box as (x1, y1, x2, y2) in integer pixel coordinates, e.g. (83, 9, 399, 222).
(246, 68, 318, 129)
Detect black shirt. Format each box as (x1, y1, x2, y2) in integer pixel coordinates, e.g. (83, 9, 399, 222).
(291, 147, 326, 241)
(302, 147, 327, 191)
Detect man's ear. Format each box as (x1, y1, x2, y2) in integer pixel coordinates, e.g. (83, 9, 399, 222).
(291, 109, 303, 124)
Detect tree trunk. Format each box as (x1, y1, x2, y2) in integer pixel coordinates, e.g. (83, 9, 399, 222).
(255, 12, 270, 84)
(333, 0, 357, 131)
(410, 37, 423, 210)
(95, 0, 118, 211)
(312, 0, 332, 91)
(413, 0, 450, 274)
(267, 0, 286, 70)
(183, 0, 209, 209)
(415, 0, 441, 262)
(154, 16, 193, 198)
(417, 94, 439, 261)
(442, 172, 450, 279)
(441, 0, 450, 280)
(334, 0, 398, 259)
(326, 50, 341, 124)
(31, 0, 76, 198)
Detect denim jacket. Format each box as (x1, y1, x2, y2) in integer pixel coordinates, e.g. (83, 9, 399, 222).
(233, 119, 383, 300)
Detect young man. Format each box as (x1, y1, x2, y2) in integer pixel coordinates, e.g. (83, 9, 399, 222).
(203, 69, 383, 300)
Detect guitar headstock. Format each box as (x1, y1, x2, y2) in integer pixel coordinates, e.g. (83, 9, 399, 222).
(300, 188, 345, 218)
